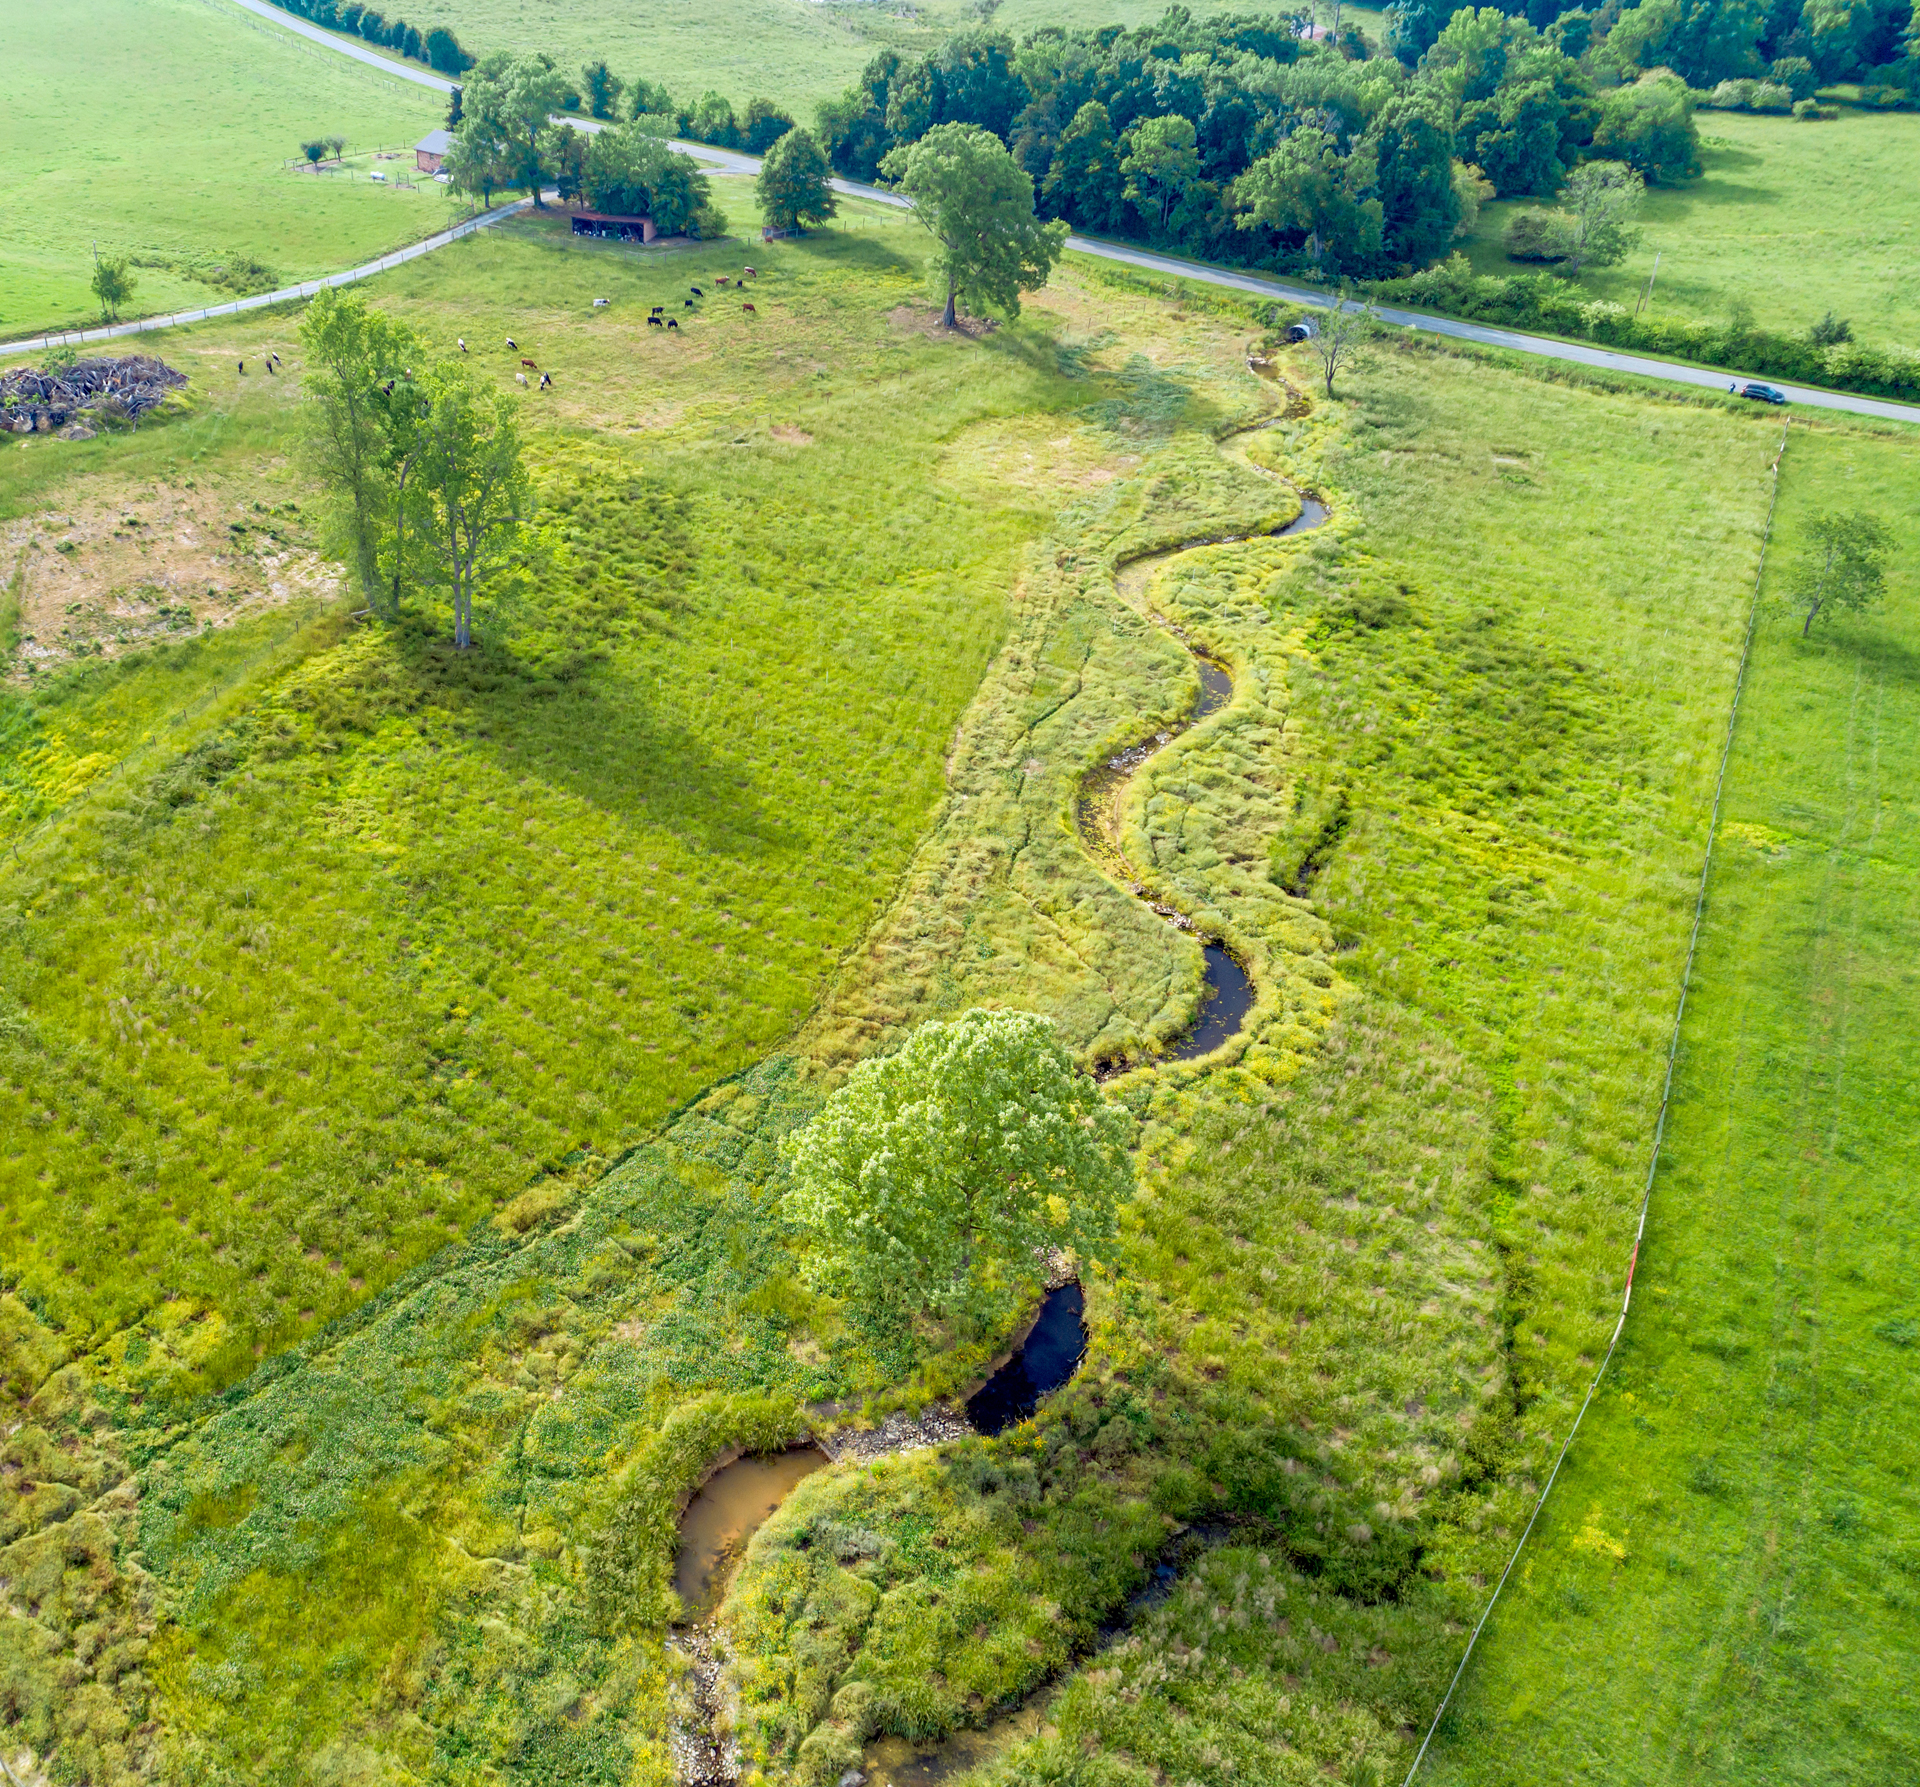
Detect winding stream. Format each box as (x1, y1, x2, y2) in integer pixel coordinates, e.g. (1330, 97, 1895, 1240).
(1075, 419, 1330, 1069)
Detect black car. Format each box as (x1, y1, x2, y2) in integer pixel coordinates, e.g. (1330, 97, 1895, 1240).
(1732, 381, 1789, 404)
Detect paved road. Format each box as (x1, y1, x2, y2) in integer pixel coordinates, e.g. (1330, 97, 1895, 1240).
(9, 0, 1918, 428)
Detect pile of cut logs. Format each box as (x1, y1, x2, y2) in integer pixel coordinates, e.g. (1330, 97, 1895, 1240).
(0, 354, 189, 435)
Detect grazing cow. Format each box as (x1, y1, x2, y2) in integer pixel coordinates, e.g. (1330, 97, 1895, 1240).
(520, 357, 538, 370)
(516, 372, 528, 385)
(683, 298, 694, 308)
(666, 317, 679, 329)
(715, 275, 731, 287)
(457, 338, 468, 352)
(650, 306, 663, 316)
(265, 357, 276, 373)
(742, 303, 756, 313)
(506, 337, 517, 350)
(237, 360, 245, 374)
(648, 315, 664, 327)
(743, 266, 756, 278)
(593, 297, 610, 308)
(690, 286, 702, 297)
(539, 371, 552, 389)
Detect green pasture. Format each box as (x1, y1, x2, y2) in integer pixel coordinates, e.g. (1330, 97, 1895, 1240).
(1461, 108, 1920, 354)
(1423, 418, 1920, 1786)
(2, 165, 1895, 1787)
(0, 0, 450, 338)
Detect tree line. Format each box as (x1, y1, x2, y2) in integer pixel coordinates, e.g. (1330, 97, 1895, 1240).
(252, 0, 476, 76)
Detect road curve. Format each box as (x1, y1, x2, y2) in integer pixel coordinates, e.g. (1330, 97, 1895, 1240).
(9, 0, 1917, 429)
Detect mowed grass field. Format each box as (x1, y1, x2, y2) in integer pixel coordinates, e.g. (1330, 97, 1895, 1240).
(1422, 418, 1920, 1785)
(1462, 109, 1920, 353)
(0, 0, 450, 337)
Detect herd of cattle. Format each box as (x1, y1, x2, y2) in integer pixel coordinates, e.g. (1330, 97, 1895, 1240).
(447, 266, 763, 389)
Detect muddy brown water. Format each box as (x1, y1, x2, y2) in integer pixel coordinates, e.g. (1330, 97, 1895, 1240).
(1078, 455, 1328, 1070)
(672, 1446, 830, 1621)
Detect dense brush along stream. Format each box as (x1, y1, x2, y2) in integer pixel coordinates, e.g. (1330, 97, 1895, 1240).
(1075, 463, 1329, 1069)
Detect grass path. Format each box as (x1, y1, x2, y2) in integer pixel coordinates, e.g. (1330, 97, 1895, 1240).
(1423, 419, 1920, 1784)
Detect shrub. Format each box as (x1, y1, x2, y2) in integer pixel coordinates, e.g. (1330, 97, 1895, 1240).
(1504, 208, 1573, 262)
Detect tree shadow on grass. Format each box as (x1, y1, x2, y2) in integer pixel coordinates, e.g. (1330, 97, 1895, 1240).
(396, 632, 797, 863)
(784, 227, 918, 280)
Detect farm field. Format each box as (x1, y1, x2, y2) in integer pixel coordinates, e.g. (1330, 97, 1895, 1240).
(0, 0, 450, 338)
(1460, 108, 1920, 354)
(1, 154, 1819, 1787)
(1423, 419, 1920, 1786)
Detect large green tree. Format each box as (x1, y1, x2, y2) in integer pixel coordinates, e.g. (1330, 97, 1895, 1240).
(1120, 114, 1203, 234)
(780, 1009, 1131, 1326)
(1235, 126, 1385, 273)
(1782, 511, 1893, 636)
(1592, 72, 1701, 184)
(1042, 100, 1127, 231)
(462, 52, 569, 205)
(1365, 95, 1464, 267)
(584, 120, 725, 235)
(414, 364, 533, 651)
(298, 289, 423, 614)
(755, 128, 838, 233)
(881, 123, 1068, 328)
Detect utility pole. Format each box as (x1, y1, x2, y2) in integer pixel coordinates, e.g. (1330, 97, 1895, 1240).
(1634, 250, 1661, 318)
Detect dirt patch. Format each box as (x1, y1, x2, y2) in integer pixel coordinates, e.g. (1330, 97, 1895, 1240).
(4, 481, 340, 679)
(769, 424, 813, 446)
(888, 304, 998, 341)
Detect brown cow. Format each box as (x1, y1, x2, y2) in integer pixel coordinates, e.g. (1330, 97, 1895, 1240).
(520, 357, 538, 370)
(743, 303, 756, 313)
(743, 266, 756, 278)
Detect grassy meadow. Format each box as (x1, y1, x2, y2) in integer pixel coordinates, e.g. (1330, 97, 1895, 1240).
(1462, 108, 1920, 353)
(0, 0, 451, 338)
(1421, 418, 1920, 1786)
(2, 149, 1900, 1787)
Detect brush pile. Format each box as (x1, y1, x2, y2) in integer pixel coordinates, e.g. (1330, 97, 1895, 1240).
(1, 354, 188, 436)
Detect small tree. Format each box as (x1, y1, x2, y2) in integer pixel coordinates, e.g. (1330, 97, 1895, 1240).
(415, 365, 532, 650)
(780, 1010, 1131, 1328)
(1809, 310, 1853, 346)
(582, 59, 624, 120)
(1306, 284, 1376, 398)
(740, 97, 797, 155)
(756, 127, 837, 233)
(1782, 511, 1893, 637)
(328, 134, 347, 160)
(881, 123, 1068, 329)
(552, 124, 589, 205)
(301, 139, 329, 168)
(443, 118, 513, 208)
(90, 255, 135, 322)
(1120, 113, 1201, 233)
(1555, 160, 1644, 276)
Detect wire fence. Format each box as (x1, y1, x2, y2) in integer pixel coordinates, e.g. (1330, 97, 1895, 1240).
(1399, 417, 1793, 1786)
(0, 198, 527, 360)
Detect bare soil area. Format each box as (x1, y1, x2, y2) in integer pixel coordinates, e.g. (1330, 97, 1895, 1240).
(4, 479, 340, 678)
